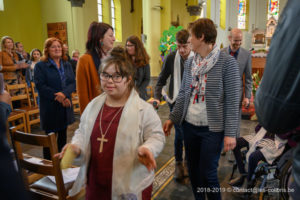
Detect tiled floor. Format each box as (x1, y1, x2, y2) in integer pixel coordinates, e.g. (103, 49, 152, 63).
(153, 104, 262, 200)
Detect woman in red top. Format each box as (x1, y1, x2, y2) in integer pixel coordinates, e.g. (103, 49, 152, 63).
(59, 47, 165, 200)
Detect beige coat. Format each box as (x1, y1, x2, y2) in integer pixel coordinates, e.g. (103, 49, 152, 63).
(69, 89, 165, 199)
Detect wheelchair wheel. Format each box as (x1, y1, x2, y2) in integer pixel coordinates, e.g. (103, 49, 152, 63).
(279, 159, 293, 200)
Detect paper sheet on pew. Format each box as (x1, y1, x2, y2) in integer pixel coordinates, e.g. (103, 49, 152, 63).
(25, 157, 43, 164)
(47, 167, 80, 184)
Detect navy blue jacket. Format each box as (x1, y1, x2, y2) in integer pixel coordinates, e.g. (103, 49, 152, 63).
(34, 59, 75, 131)
(169, 52, 241, 137)
(0, 102, 30, 200)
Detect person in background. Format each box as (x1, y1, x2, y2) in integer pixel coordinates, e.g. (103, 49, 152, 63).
(229, 125, 290, 190)
(152, 29, 194, 180)
(70, 49, 80, 76)
(15, 42, 30, 77)
(25, 48, 42, 86)
(76, 22, 115, 114)
(0, 36, 28, 86)
(15, 42, 30, 62)
(34, 37, 75, 160)
(125, 35, 150, 100)
(221, 28, 252, 138)
(0, 90, 30, 200)
(63, 43, 71, 61)
(163, 18, 240, 200)
(58, 47, 165, 200)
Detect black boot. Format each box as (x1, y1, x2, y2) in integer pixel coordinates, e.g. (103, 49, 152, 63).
(228, 174, 247, 187)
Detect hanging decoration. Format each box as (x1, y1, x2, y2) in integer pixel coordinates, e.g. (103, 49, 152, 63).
(158, 26, 183, 62)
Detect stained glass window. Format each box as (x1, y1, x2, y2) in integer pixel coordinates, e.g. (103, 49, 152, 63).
(268, 0, 279, 20)
(237, 0, 246, 29)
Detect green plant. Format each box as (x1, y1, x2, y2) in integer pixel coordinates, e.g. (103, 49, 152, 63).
(252, 71, 261, 97)
(159, 26, 183, 62)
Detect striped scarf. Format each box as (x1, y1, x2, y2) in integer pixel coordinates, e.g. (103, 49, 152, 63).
(191, 44, 220, 103)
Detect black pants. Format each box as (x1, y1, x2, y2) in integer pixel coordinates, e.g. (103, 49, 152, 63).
(182, 121, 223, 200)
(43, 128, 67, 160)
(233, 137, 266, 181)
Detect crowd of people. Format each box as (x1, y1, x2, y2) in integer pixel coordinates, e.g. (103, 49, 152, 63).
(0, 14, 299, 200)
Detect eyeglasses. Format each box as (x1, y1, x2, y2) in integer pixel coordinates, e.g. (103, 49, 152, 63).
(100, 72, 123, 83)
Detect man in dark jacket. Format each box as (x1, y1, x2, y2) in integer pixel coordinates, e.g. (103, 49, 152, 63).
(152, 29, 194, 180)
(15, 42, 30, 76)
(255, 0, 300, 199)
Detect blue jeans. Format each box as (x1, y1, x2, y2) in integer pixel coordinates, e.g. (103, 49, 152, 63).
(182, 121, 224, 200)
(169, 103, 185, 162)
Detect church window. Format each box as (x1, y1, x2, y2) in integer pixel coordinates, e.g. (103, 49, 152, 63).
(97, 0, 103, 22)
(268, 0, 279, 21)
(111, 0, 116, 31)
(237, 0, 248, 30)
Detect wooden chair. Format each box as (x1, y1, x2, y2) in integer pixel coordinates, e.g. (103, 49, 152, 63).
(7, 111, 27, 133)
(10, 129, 85, 200)
(30, 82, 39, 107)
(71, 92, 80, 114)
(5, 84, 27, 133)
(6, 83, 40, 133)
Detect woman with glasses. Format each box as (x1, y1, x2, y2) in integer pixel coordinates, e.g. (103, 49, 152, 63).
(58, 46, 165, 200)
(125, 35, 150, 100)
(77, 22, 115, 114)
(34, 37, 75, 160)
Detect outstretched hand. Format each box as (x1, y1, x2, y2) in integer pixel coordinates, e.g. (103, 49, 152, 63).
(54, 143, 81, 159)
(138, 146, 156, 172)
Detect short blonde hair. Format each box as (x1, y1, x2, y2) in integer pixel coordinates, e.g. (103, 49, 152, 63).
(0, 36, 15, 52)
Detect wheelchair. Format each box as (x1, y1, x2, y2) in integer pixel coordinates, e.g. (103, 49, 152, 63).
(229, 145, 293, 200)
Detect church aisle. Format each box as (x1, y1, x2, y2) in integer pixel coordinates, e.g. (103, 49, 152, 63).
(23, 101, 282, 200)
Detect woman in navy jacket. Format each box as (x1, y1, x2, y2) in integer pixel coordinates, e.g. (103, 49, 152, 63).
(34, 38, 75, 160)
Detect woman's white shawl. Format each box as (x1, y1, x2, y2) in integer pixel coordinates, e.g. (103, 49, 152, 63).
(69, 89, 165, 199)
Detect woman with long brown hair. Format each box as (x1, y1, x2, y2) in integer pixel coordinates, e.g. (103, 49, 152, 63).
(34, 37, 75, 160)
(76, 22, 115, 114)
(125, 35, 150, 100)
(25, 48, 42, 86)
